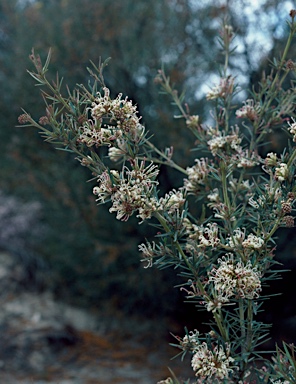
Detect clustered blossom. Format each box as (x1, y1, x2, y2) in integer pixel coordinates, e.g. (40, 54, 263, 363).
(157, 378, 173, 384)
(93, 170, 120, 203)
(186, 114, 200, 129)
(207, 188, 220, 202)
(206, 76, 234, 100)
(108, 139, 128, 161)
(242, 233, 265, 249)
(191, 342, 235, 380)
(287, 117, 296, 142)
(198, 223, 220, 248)
(235, 99, 261, 121)
(209, 254, 262, 301)
(265, 152, 278, 167)
(205, 298, 224, 313)
(158, 189, 186, 214)
(226, 228, 265, 253)
(184, 158, 210, 193)
(78, 87, 144, 151)
(93, 161, 159, 221)
(138, 241, 157, 268)
(207, 126, 242, 156)
(275, 163, 289, 182)
(91, 87, 140, 132)
(226, 228, 246, 248)
(186, 222, 220, 248)
(233, 149, 260, 168)
(248, 195, 266, 209)
(78, 121, 122, 147)
(281, 200, 292, 214)
(181, 329, 200, 350)
(213, 203, 235, 221)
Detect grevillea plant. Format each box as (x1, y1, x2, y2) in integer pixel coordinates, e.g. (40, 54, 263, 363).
(19, 10, 296, 384)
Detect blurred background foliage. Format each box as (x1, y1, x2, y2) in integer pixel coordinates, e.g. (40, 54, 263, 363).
(0, 0, 295, 339)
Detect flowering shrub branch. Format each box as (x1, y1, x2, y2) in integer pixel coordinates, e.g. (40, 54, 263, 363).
(19, 10, 296, 383)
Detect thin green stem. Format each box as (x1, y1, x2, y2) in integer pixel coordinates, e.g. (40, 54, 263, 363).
(221, 164, 230, 208)
(213, 309, 229, 342)
(239, 299, 246, 369)
(145, 141, 188, 175)
(246, 300, 253, 352)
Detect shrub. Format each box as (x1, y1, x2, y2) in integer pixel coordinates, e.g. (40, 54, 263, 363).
(19, 11, 296, 383)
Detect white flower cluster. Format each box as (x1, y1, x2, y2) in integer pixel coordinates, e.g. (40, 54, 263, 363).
(207, 126, 242, 156)
(233, 148, 260, 168)
(138, 241, 157, 268)
(288, 117, 296, 142)
(93, 170, 119, 203)
(93, 161, 159, 221)
(198, 223, 220, 248)
(242, 233, 265, 249)
(226, 228, 246, 248)
(157, 379, 173, 384)
(91, 87, 140, 132)
(235, 99, 261, 121)
(206, 76, 234, 100)
(264, 152, 278, 167)
(209, 254, 262, 301)
(227, 228, 264, 251)
(184, 158, 210, 193)
(78, 87, 143, 153)
(78, 122, 122, 147)
(186, 222, 220, 248)
(207, 188, 220, 202)
(248, 195, 266, 209)
(275, 163, 289, 182)
(181, 329, 200, 350)
(158, 189, 185, 214)
(191, 342, 235, 380)
(108, 139, 128, 161)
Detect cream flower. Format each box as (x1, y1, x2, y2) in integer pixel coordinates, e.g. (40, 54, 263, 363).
(235, 99, 261, 120)
(209, 254, 262, 300)
(275, 163, 289, 182)
(287, 117, 296, 142)
(184, 158, 210, 193)
(191, 342, 235, 380)
(242, 234, 264, 249)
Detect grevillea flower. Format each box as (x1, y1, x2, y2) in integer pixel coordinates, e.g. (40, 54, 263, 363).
(191, 342, 235, 380)
(235, 99, 261, 121)
(287, 117, 296, 141)
(209, 254, 262, 300)
(78, 87, 144, 148)
(275, 163, 289, 182)
(206, 76, 235, 100)
(158, 189, 186, 214)
(198, 222, 220, 248)
(184, 158, 210, 193)
(93, 161, 160, 221)
(206, 126, 242, 156)
(242, 233, 265, 249)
